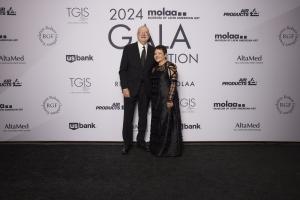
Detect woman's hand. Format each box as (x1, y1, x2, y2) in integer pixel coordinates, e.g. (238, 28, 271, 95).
(167, 100, 173, 110)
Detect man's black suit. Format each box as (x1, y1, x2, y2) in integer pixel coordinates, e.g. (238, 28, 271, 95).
(119, 42, 155, 146)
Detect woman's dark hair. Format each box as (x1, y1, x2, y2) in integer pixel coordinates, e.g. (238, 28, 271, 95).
(154, 45, 167, 55)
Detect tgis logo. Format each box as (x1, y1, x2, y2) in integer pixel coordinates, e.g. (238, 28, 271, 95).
(67, 7, 89, 18)
(70, 78, 91, 88)
(180, 98, 196, 110)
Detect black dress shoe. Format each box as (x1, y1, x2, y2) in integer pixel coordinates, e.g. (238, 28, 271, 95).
(136, 141, 150, 152)
(121, 145, 131, 155)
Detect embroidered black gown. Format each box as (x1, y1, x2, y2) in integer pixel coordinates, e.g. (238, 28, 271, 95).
(150, 61, 182, 157)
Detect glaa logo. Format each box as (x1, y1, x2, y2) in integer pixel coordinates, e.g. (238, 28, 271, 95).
(108, 24, 190, 49)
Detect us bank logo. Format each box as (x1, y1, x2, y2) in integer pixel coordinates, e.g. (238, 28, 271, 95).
(69, 122, 96, 130)
(66, 54, 94, 63)
(38, 26, 58, 46)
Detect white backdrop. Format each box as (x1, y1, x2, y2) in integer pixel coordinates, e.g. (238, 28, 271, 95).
(0, 0, 299, 141)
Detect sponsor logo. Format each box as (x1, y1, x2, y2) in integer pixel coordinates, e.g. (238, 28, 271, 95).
(213, 100, 256, 111)
(0, 104, 23, 111)
(223, 8, 259, 17)
(69, 122, 96, 130)
(42, 96, 62, 114)
(181, 123, 201, 130)
(215, 32, 258, 42)
(0, 79, 22, 87)
(3, 123, 30, 132)
(279, 26, 298, 46)
(66, 7, 89, 24)
(234, 122, 261, 131)
(222, 78, 257, 86)
(235, 55, 263, 64)
(180, 98, 196, 112)
(38, 26, 58, 46)
(66, 54, 94, 63)
(147, 7, 199, 20)
(0, 7, 16, 15)
(0, 55, 25, 64)
(0, 34, 18, 42)
(96, 103, 124, 110)
(276, 95, 295, 114)
(69, 77, 91, 93)
(176, 81, 195, 87)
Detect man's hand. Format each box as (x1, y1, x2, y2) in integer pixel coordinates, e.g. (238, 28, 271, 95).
(122, 88, 130, 98)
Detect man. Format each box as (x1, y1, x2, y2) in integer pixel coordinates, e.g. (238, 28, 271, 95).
(119, 25, 155, 154)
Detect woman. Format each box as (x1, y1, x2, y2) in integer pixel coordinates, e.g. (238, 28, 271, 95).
(150, 45, 182, 157)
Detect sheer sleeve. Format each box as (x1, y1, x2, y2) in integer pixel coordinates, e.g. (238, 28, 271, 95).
(167, 63, 178, 102)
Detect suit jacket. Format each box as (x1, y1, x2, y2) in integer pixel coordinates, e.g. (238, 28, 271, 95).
(119, 42, 155, 97)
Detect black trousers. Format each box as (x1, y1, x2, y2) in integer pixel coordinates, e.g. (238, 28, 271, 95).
(122, 83, 150, 146)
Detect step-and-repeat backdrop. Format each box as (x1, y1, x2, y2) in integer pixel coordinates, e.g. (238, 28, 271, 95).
(0, 0, 299, 141)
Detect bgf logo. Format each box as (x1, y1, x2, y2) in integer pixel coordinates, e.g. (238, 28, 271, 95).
(42, 96, 62, 114)
(38, 26, 58, 46)
(70, 78, 91, 88)
(67, 7, 89, 17)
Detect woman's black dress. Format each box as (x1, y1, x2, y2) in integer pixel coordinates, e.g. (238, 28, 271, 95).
(150, 61, 182, 157)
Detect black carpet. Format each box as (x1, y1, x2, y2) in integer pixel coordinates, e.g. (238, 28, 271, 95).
(0, 143, 299, 200)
